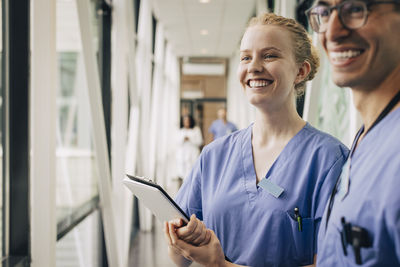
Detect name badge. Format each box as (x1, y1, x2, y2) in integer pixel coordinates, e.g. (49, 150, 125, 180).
(259, 178, 284, 198)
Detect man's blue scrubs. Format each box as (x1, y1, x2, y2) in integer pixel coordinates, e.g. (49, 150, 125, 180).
(318, 107, 400, 266)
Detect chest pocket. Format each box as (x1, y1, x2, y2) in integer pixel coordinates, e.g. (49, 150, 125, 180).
(285, 211, 315, 265)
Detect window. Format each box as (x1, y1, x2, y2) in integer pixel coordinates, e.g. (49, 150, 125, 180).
(55, 0, 109, 265)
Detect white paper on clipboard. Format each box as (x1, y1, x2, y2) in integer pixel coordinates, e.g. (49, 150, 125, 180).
(123, 174, 189, 224)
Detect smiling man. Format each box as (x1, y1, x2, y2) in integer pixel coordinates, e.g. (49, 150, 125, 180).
(306, 0, 400, 266)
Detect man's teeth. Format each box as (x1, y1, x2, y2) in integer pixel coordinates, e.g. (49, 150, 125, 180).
(330, 50, 361, 60)
(249, 80, 270, 87)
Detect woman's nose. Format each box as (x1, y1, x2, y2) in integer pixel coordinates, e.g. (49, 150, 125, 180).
(248, 57, 263, 73)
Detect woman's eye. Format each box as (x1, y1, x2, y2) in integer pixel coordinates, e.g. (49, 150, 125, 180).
(241, 56, 250, 61)
(264, 54, 277, 59)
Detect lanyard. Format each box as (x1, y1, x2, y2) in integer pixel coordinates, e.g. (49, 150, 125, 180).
(325, 89, 400, 226)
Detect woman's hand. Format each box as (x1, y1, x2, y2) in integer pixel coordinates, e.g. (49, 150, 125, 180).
(165, 221, 226, 267)
(175, 214, 211, 246)
(163, 214, 211, 266)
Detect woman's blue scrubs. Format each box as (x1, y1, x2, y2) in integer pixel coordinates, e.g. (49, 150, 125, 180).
(176, 123, 348, 267)
(317, 108, 400, 266)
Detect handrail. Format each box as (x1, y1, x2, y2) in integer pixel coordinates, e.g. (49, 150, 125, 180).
(56, 195, 100, 241)
(0, 256, 29, 267)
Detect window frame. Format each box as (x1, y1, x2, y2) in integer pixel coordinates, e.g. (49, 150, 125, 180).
(1, 0, 30, 264)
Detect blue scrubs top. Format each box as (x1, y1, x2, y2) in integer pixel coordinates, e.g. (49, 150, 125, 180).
(176, 123, 348, 267)
(209, 119, 238, 139)
(317, 107, 400, 266)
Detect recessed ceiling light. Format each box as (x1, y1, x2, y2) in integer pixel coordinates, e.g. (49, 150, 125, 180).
(201, 48, 208, 54)
(199, 0, 210, 3)
(200, 29, 209, 35)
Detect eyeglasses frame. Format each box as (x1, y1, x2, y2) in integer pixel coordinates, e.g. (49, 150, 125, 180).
(306, 0, 400, 33)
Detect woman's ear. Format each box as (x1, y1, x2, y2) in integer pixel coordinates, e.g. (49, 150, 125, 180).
(295, 61, 311, 85)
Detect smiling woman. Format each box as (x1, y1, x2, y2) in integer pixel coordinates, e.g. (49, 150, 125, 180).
(164, 12, 349, 267)
(241, 13, 320, 98)
(238, 25, 303, 110)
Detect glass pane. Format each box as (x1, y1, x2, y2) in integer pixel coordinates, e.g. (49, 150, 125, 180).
(56, 0, 100, 221)
(315, 54, 350, 142)
(56, 211, 101, 267)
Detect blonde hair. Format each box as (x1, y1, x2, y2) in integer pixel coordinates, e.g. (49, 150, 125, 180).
(247, 13, 320, 96)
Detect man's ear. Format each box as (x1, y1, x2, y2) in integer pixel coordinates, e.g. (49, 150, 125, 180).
(295, 60, 311, 85)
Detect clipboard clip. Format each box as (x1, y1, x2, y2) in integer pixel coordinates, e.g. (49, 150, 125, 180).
(135, 175, 154, 184)
(143, 177, 154, 183)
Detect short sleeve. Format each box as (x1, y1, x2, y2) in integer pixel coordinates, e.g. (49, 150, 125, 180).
(313, 151, 348, 253)
(175, 154, 204, 220)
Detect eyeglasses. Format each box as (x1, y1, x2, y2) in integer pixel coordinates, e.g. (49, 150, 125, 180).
(306, 0, 400, 33)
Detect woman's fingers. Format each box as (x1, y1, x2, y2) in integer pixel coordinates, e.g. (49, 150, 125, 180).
(176, 214, 197, 238)
(173, 229, 225, 266)
(198, 228, 211, 246)
(168, 220, 180, 245)
(166, 214, 211, 252)
(164, 221, 224, 265)
(190, 220, 209, 245)
(176, 214, 210, 245)
(170, 218, 184, 227)
(165, 221, 189, 256)
(163, 221, 171, 244)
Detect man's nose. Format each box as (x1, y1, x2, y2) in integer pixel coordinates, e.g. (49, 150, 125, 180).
(325, 10, 351, 42)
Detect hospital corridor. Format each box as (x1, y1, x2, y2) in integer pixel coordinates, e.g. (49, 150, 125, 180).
(2, 0, 399, 266)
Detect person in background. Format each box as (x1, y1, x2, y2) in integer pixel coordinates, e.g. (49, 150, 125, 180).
(305, 0, 400, 265)
(164, 12, 348, 267)
(175, 114, 203, 186)
(208, 107, 238, 140)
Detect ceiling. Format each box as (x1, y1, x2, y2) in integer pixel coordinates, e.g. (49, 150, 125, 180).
(151, 0, 257, 58)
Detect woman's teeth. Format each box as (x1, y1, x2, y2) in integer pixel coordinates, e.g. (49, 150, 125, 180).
(249, 80, 271, 87)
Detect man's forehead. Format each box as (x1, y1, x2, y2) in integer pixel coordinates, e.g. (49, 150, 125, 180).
(313, 0, 370, 5)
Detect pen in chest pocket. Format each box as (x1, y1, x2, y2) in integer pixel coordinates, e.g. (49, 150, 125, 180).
(294, 207, 302, 232)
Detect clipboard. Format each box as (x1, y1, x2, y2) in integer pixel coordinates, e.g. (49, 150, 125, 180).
(124, 174, 232, 262)
(123, 174, 189, 224)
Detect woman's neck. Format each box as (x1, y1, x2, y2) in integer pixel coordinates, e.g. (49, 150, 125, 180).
(252, 105, 305, 147)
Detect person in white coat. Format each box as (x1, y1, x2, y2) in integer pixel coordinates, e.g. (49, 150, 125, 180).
(176, 115, 203, 185)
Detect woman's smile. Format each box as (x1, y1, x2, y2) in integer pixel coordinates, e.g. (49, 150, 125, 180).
(247, 79, 274, 89)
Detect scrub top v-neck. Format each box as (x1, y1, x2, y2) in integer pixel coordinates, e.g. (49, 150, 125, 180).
(176, 123, 348, 267)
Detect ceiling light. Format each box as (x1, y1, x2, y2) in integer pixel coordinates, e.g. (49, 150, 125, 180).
(200, 29, 209, 35)
(199, 0, 210, 3)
